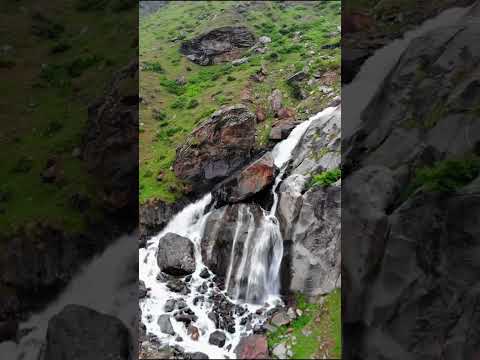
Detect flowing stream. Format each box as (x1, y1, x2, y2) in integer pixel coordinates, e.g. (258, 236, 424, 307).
(139, 106, 336, 358)
(0, 233, 138, 360)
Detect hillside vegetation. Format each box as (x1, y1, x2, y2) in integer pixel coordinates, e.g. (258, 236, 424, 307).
(139, 1, 341, 203)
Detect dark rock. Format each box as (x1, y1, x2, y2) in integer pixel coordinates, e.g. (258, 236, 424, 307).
(199, 268, 210, 279)
(166, 280, 187, 293)
(0, 320, 18, 342)
(212, 152, 277, 206)
(173, 105, 256, 194)
(235, 335, 269, 359)
(174, 312, 197, 325)
(189, 352, 209, 359)
(164, 299, 176, 312)
(180, 26, 255, 65)
(157, 233, 196, 276)
(158, 314, 175, 336)
(139, 280, 148, 298)
(43, 305, 130, 360)
(287, 71, 307, 84)
(83, 60, 138, 217)
(193, 296, 204, 306)
(177, 299, 187, 310)
(208, 312, 219, 328)
(184, 275, 192, 282)
(140, 198, 190, 244)
(269, 120, 298, 141)
(209, 330, 226, 348)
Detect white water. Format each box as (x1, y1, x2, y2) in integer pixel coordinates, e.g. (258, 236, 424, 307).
(139, 107, 337, 358)
(0, 232, 138, 360)
(343, 5, 471, 139)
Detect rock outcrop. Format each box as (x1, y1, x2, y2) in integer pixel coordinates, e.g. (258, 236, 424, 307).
(157, 233, 196, 276)
(83, 60, 138, 217)
(235, 335, 269, 359)
(173, 105, 257, 193)
(277, 105, 342, 298)
(180, 26, 255, 65)
(342, 14, 480, 360)
(43, 305, 130, 360)
(212, 152, 277, 207)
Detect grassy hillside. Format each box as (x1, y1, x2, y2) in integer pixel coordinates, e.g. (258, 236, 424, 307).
(140, 1, 341, 203)
(0, 0, 136, 234)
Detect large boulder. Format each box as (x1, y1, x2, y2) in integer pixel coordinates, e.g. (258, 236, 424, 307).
(235, 335, 269, 359)
(212, 152, 277, 206)
(83, 60, 138, 217)
(157, 233, 196, 276)
(180, 26, 255, 65)
(173, 105, 257, 193)
(43, 305, 130, 360)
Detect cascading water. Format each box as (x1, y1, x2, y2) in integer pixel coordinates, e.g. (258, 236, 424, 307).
(139, 106, 337, 358)
(0, 233, 138, 360)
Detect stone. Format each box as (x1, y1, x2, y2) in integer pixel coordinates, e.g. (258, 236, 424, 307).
(270, 310, 291, 327)
(158, 314, 175, 336)
(212, 152, 277, 206)
(173, 105, 256, 194)
(164, 299, 176, 312)
(256, 107, 266, 123)
(43, 305, 130, 360)
(180, 26, 255, 65)
(235, 335, 269, 359)
(209, 330, 226, 347)
(139, 280, 148, 298)
(199, 268, 210, 279)
(258, 36, 271, 44)
(273, 343, 287, 359)
(188, 325, 200, 341)
(268, 89, 283, 114)
(287, 71, 307, 84)
(232, 57, 248, 66)
(277, 107, 295, 120)
(189, 352, 209, 359)
(157, 233, 196, 276)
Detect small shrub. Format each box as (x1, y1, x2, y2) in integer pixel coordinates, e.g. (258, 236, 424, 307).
(160, 78, 185, 95)
(142, 61, 164, 73)
(186, 99, 199, 109)
(12, 157, 33, 174)
(227, 75, 236, 82)
(43, 120, 63, 136)
(152, 109, 167, 121)
(310, 168, 341, 187)
(170, 96, 187, 109)
(67, 55, 101, 78)
(50, 42, 71, 54)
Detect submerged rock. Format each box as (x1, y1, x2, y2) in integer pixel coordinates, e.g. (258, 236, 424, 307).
(158, 314, 175, 336)
(208, 330, 226, 348)
(180, 26, 255, 65)
(157, 233, 196, 276)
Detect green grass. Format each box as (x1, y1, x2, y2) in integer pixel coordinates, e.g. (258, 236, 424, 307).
(310, 168, 341, 188)
(140, 1, 341, 203)
(0, 0, 136, 234)
(407, 157, 480, 195)
(267, 290, 341, 359)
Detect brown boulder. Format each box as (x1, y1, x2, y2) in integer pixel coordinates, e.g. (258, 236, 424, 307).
(255, 107, 267, 123)
(173, 105, 256, 193)
(270, 120, 299, 141)
(277, 107, 295, 120)
(235, 335, 269, 359)
(212, 152, 277, 206)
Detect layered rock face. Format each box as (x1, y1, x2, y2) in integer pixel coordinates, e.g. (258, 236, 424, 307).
(180, 26, 255, 65)
(43, 305, 130, 360)
(173, 105, 257, 193)
(212, 152, 277, 207)
(343, 13, 480, 359)
(83, 60, 138, 216)
(277, 106, 341, 298)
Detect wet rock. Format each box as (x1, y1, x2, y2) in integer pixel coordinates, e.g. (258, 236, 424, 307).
(209, 330, 226, 348)
(44, 305, 130, 360)
(270, 120, 298, 141)
(189, 352, 209, 359)
(253, 324, 267, 334)
(166, 280, 187, 293)
(173, 105, 256, 193)
(199, 268, 210, 279)
(187, 324, 200, 341)
(193, 296, 204, 306)
(174, 311, 198, 325)
(208, 312, 219, 328)
(139, 280, 148, 298)
(177, 299, 187, 310)
(180, 26, 255, 65)
(235, 335, 269, 359)
(164, 299, 176, 312)
(157, 233, 196, 276)
(212, 152, 277, 206)
(158, 314, 175, 336)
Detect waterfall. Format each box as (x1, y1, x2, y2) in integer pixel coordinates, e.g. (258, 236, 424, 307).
(1, 232, 138, 360)
(140, 106, 337, 358)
